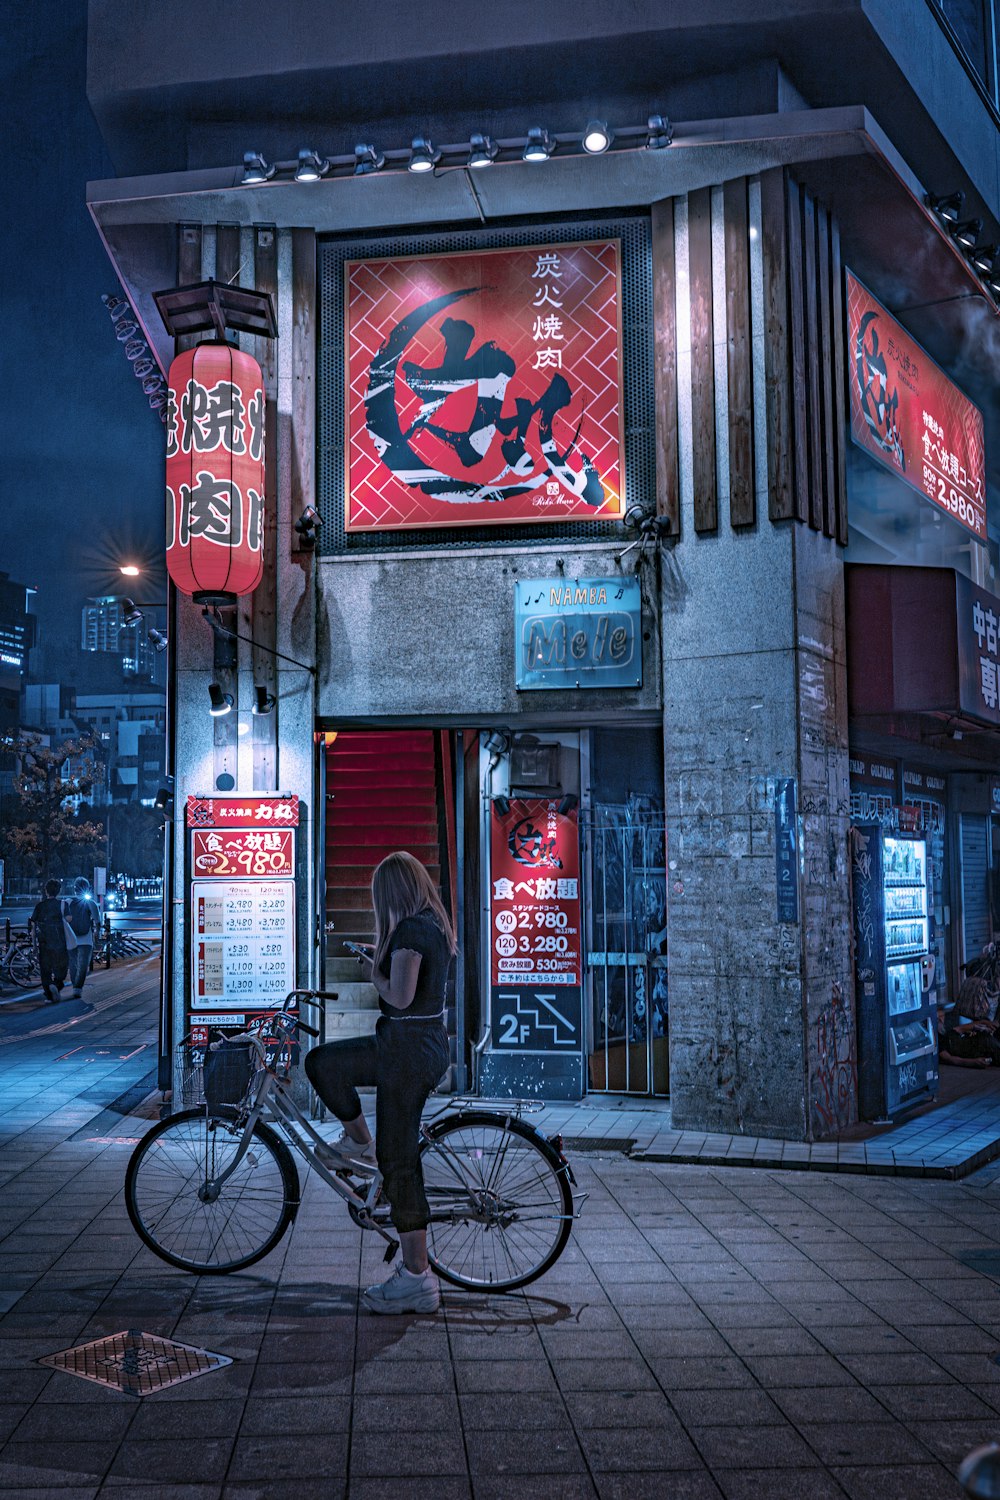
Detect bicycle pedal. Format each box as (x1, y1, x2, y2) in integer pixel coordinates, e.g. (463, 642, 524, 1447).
(383, 1239, 399, 1263)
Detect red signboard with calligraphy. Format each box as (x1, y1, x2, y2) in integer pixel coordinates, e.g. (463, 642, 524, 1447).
(192, 829, 294, 879)
(846, 271, 986, 539)
(186, 796, 299, 828)
(345, 241, 625, 531)
(490, 799, 581, 986)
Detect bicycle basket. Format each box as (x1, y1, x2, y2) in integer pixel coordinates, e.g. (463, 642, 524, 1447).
(203, 1040, 255, 1113)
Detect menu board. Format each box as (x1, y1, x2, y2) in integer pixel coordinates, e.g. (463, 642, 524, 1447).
(192, 828, 294, 878)
(490, 798, 582, 985)
(191, 880, 295, 1009)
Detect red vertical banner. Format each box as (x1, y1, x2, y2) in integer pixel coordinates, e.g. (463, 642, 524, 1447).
(846, 271, 986, 539)
(490, 799, 581, 986)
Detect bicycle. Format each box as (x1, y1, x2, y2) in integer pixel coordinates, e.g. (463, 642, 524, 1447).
(124, 989, 586, 1291)
(1, 931, 39, 989)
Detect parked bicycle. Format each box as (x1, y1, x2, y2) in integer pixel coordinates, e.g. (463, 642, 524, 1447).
(0, 929, 39, 989)
(125, 990, 585, 1289)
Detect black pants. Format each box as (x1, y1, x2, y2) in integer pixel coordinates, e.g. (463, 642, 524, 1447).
(304, 1018, 450, 1234)
(38, 943, 67, 995)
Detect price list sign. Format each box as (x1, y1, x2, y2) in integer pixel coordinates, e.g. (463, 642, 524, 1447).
(490, 798, 582, 985)
(187, 796, 298, 1019)
(192, 881, 295, 1007)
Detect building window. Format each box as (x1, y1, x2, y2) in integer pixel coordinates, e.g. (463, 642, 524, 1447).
(931, 0, 998, 105)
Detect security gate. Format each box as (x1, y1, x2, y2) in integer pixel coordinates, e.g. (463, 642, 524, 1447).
(584, 802, 668, 1096)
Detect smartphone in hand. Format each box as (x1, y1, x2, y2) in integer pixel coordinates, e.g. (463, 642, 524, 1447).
(343, 940, 371, 958)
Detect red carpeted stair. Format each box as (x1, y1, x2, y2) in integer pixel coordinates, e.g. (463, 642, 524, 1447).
(325, 730, 443, 950)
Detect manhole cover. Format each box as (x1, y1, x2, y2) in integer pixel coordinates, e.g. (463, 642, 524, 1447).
(38, 1330, 232, 1397)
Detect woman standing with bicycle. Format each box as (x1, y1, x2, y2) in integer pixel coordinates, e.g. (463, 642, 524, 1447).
(304, 851, 456, 1314)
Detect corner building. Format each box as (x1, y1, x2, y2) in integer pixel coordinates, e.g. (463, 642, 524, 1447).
(86, 1, 1000, 1136)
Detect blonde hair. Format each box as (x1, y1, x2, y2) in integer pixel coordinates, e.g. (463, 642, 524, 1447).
(371, 851, 457, 975)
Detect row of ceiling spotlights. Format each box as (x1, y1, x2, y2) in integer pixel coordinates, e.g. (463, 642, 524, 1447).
(927, 190, 1000, 297)
(242, 116, 673, 184)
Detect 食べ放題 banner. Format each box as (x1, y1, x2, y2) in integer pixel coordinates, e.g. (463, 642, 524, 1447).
(847, 271, 985, 539)
(345, 241, 625, 531)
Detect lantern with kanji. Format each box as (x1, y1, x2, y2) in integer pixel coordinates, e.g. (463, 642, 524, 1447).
(165, 342, 265, 604)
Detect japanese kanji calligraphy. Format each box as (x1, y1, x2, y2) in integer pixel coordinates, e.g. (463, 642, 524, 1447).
(490, 798, 582, 985)
(345, 241, 625, 530)
(847, 272, 985, 540)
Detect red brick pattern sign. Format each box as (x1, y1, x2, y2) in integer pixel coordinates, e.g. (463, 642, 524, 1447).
(345, 241, 625, 531)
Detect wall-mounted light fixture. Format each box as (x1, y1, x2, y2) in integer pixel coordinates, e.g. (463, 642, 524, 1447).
(242, 151, 275, 184)
(208, 682, 234, 717)
(252, 684, 276, 716)
(926, 190, 965, 224)
(295, 148, 330, 182)
(294, 505, 322, 549)
(492, 794, 511, 817)
(237, 114, 673, 187)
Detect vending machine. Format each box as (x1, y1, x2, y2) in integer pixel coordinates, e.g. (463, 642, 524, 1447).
(851, 826, 938, 1120)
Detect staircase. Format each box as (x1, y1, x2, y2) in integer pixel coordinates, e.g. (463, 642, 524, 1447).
(323, 731, 444, 1033)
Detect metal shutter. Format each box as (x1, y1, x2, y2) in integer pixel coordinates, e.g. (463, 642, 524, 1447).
(961, 814, 991, 963)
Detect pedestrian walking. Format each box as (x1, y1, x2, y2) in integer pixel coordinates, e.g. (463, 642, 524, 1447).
(64, 878, 100, 998)
(304, 851, 455, 1314)
(29, 878, 68, 1003)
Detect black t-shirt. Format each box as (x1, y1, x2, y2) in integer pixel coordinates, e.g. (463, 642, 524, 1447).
(31, 897, 66, 950)
(378, 911, 451, 1018)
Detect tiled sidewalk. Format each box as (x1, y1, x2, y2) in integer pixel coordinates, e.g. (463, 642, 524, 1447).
(8, 966, 1000, 1494)
(505, 1075, 1000, 1180)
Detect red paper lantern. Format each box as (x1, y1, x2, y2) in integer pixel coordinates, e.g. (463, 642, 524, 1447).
(165, 343, 265, 603)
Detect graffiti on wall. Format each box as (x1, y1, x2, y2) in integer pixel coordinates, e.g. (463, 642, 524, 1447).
(812, 979, 857, 1135)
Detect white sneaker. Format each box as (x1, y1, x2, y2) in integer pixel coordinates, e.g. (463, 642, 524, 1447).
(315, 1131, 377, 1172)
(363, 1262, 440, 1315)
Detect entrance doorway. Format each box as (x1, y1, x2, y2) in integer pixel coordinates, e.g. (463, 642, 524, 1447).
(585, 803, 668, 1096)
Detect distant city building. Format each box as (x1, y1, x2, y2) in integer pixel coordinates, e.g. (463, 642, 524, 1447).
(81, 596, 162, 683)
(0, 571, 37, 738)
(21, 684, 165, 807)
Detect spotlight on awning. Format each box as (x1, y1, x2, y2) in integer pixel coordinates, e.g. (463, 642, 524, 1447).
(295, 149, 330, 182)
(354, 143, 385, 175)
(951, 217, 984, 251)
(242, 151, 275, 185)
(582, 120, 612, 154)
(646, 114, 673, 150)
(208, 682, 234, 717)
(252, 684, 276, 716)
(492, 794, 511, 817)
(926, 190, 965, 224)
(523, 127, 554, 162)
(468, 133, 499, 168)
(558, 793, 579, 816)
(970, 242, 997, 275)
(408, 137, 441, 173)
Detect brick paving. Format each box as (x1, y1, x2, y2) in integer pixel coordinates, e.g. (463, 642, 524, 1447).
(4, 963, 1000, 1495)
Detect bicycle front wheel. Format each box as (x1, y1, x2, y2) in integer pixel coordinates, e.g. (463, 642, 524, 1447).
(420, 1112, 573, 1291)
(124, 1107, 299, 1273)
(6, 945, 38, 988)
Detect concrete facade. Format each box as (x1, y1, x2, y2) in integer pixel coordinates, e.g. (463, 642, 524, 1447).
(85, 0, 1000, 1137)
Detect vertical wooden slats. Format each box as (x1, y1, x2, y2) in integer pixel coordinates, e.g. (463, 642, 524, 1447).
(291, 230, 317, 542)
(760, 170, 795, 523)
(785, 178, 810, 525)
(215, 224, 241, 303)
(688, 187, 717, 533)
(176, 225, 202, 352)
(816, 204, 838, 541)
(830, 217, 849, 545)
(802, 191, 824, 531)
(723, 177, 754, 528)
(652, 198, 680, 535)
(253, 225, 279, 792)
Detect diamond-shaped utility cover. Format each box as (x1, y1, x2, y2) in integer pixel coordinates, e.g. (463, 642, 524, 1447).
(39, 1330, 232, 1397)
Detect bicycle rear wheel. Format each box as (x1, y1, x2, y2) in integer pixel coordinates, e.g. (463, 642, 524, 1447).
(420, 1111, 573, 1291)
(124, 1107, 299, 1273)
(6, 945, 38, 988)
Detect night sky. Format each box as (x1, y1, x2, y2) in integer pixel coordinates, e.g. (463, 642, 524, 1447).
(3, 0, 165, 678)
